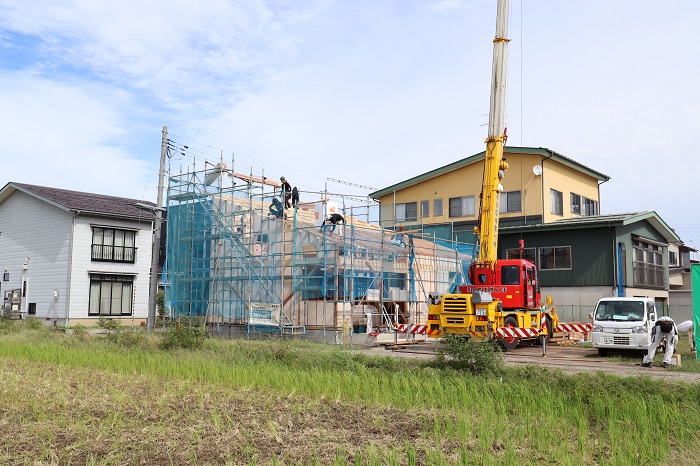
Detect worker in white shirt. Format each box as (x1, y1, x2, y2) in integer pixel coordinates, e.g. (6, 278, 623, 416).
(642, 316, 678, 368)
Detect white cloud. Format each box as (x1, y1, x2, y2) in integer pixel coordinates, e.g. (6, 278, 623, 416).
(1, 0, 700, 245)
(0, 72, 153, 199)
(0, 0, 324, 110)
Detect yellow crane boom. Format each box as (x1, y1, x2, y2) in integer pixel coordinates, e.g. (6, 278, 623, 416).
(474, 0, 510, 267)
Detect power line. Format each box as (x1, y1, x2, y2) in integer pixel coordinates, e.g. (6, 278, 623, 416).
(326, 178, 377, 191)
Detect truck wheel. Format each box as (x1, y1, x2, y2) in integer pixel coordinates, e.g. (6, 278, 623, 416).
(597, 348, 608, 356)
(500, 316, 520, 351)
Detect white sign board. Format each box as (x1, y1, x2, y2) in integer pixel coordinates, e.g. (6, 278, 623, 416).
(248, 302, 281, 326)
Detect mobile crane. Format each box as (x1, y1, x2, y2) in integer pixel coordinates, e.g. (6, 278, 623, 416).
(426, 0, 558, 349)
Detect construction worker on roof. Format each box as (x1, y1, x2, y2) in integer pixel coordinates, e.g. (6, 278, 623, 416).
(321, 213, 345, 233)
(269, 197, 284, 219)
(279, 176, 292, 208)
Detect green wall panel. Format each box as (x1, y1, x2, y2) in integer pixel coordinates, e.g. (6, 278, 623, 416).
(499, 227, 614, 287)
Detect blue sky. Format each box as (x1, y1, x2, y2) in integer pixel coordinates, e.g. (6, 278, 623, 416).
(1, 0, 699, 250)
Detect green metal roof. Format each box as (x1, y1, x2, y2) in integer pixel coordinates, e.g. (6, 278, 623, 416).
(500, 211, 681, 243)
(369, 146, 610, 198)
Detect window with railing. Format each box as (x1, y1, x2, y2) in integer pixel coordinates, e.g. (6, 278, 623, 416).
(582, 196, 598, 216)
(571, 193, 598, 216)
(633, 240, 664, 288)
(570, 193, 581, 215)
(92, 227, 136, 263)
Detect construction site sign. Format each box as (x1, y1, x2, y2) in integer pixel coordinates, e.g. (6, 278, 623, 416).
(248, 303, 281, 326)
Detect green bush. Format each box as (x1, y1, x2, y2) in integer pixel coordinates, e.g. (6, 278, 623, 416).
(72, 324, 89, 340)
(104, 326, 148, 348)
(108, 330, 147, 348)
(97, 317, 120, 330)
(432, 334, 505, 375)
(156, 290, 165, 316)
(25, 318, 45, 330)
(159, 318, 208, 350)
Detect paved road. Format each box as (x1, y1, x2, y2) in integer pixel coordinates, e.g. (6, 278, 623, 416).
(373, 341, 700, 383)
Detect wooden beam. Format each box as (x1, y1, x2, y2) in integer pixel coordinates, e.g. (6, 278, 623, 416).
(227, 171, 280, 187)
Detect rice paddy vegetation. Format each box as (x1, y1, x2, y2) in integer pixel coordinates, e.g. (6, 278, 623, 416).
(0, 317, 699, 465)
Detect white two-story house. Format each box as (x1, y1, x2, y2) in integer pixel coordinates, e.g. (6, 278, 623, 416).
(0, 182, 157, 326)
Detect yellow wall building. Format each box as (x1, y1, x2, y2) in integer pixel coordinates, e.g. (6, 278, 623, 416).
(370, 147, 610, 243)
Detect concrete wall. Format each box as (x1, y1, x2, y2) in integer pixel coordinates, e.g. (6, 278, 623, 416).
(542, 286, 611, 322)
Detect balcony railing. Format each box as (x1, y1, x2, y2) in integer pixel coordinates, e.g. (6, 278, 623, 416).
(633, 262, 664, 288)
(91, 244, 136, 263)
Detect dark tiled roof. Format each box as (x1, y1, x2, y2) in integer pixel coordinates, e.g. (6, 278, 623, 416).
(500, 211, 681, 243)
(500, 212, 649, 230)
(9, 182, 157, 221)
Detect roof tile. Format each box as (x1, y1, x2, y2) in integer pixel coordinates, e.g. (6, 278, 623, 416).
(11, 182, 157, 221)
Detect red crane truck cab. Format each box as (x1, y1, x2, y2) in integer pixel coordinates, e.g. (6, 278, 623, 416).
(462, 259, 541, 311)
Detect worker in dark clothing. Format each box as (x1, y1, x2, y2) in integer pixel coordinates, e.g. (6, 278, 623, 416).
(291, 186, 300, 207)
(321, 213, 345, 233)
(269, 197, 284, 219)
(280, 176, 292, 208)
(642, 316, 678, 368)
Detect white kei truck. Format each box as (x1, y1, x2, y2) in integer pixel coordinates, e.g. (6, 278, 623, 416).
(591, 297, 658, 356)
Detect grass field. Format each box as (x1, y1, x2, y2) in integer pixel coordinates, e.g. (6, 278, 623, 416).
(0, 320, 699, 465)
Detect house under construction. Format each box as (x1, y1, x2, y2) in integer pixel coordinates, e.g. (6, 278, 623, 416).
(164, 163, 474, 343)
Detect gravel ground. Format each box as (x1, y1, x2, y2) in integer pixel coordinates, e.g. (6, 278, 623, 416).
(367, 341, 700, 383)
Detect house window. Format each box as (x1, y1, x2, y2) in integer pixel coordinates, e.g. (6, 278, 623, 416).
(420, 200, 430, 218)
(570, 193, 581, 215)
(550, 189, 563, 216)
(405, 202, 417, 221)
(500, 191, 521, 213)
(395, 202, 417, 222)
(448, 196, 475, 218)
(433, 199, 443, 216)
(633, 240, 664, 287)
(88, 274, 134, 316)
(506, 247, 536, 264)
(669, 251, 677, 266)
(538, 246, 572, 270)
(92, 227, 136, 263)
(582, 197, 598, 216)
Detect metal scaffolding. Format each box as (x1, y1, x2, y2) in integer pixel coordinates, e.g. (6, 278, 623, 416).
(164, 164, 474, 341)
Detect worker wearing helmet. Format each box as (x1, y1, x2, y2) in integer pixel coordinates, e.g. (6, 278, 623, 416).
(279, 176, 292, 208)
(642, 316, 678, 368)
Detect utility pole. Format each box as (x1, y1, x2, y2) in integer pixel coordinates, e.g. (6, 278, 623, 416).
(147, 125, 167, 331)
